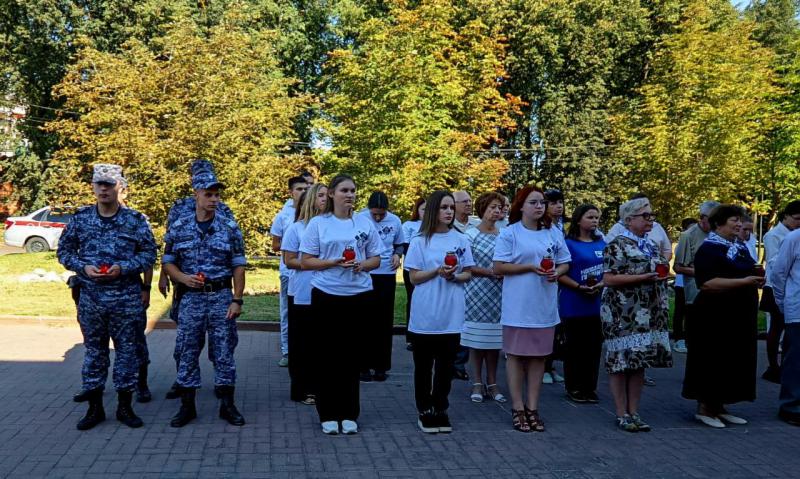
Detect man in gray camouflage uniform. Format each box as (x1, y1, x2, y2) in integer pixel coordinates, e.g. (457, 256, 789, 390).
(57, 164, 157, 430)
(162, 160, 247, 427)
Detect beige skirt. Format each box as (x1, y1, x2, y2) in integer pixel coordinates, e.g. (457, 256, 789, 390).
(503, 325, 555, 357)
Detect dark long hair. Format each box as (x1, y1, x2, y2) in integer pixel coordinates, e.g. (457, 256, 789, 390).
(419, 190, 454, 241)
(566, 204, 602, 240)
(508, 185, 552, 229)
(410, 197, 426, 221)
(323, 174, 355, 215)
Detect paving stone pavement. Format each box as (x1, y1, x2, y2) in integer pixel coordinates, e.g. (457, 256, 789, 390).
(0, 323, 798, 478)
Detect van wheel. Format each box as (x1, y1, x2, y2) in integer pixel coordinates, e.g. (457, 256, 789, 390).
(24, 237, 49, 253)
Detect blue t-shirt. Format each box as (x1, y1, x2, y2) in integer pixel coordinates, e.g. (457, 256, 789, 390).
(559, 237, 605, 318)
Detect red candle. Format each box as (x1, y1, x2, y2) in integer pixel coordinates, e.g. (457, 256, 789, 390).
(753, 264, 766, 278)
(343, 246, 356, 262)
(586, 276, 598, 287)
(540, 257, 554, 272)
(444, 252, 458, 267)
(655, 263, 669, 278)
(98, 264, 110, 274)
(197, 272, 206, 282)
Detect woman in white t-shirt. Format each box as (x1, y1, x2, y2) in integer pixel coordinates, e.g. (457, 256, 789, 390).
(405, 191, 475, 434)
(401, 197, 426, 349)
(282, 183, 327, 406)
(493, 186, 571, 433)
(358, 191, 405, 382)
(299, 175, 383, 435)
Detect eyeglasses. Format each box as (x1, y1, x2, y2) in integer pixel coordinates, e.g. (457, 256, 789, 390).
(527, 200, 548, 206)
(631, 212, 657, 221)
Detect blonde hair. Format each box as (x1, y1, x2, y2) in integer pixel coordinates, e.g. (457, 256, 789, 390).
(297, 183, 328, 224)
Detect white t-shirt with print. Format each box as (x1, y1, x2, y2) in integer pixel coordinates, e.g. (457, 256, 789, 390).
(493, 222, 571, 328)
(402, 220, 422, 270)
(405, 229, 476, 334)
(299, 213, 383, 296)
(281, 220, 313, 305)
(270, 201, 295, 277)
(358, 210, 404, 275)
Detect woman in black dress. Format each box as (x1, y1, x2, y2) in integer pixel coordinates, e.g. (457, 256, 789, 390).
(682, 204, 765, 428)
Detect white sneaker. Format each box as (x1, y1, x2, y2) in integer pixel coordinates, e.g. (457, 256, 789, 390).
(542, 372, 554, 384)
(321, 421, 339, 435)
(695, 414, 725, 428)
(718, 413, 747, 425)
(673, 340, 687, 353)
(341, 420, 358, 434)
(551, 371, 565, 383)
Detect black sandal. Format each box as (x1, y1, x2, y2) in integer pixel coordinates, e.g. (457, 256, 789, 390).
(525, 408, 545, 432)
(512, 409, 531, 433)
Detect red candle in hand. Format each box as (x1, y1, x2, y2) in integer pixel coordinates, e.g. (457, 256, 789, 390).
(197, 272, 206, 282)
(586, 276, 598, 287)
(540, 257, 554, 272)
(753, 264, 766, 278)
(99, 264, 110, 274)
(444, 252, 458, 267)
(655, 263, 669, 278)
(343, 246, 356, 262)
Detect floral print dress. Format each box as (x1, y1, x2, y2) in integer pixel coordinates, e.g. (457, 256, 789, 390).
(600, 235, 673, 373)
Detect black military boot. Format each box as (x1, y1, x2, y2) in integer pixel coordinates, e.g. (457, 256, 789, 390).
(165, 381, 181, 400)
(136, 364, 152, 403)
(73, 389, 91, 403)
(170, 388, 197, 427)
(216, 385, 245, 426)
(116, 390, 144, 428)
(76, 388, 105, 430)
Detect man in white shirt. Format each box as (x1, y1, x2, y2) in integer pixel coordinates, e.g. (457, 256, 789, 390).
(452, 191, 479, 234)
(270, 175, 309, 367)
(770, 226, 800, 426)
(761, 201, 800, 383)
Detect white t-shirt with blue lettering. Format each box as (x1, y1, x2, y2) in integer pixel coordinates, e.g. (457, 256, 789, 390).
(405, 229, 476, 334)
(493, 222, 571, 328)
(358, 210, 404, 275)
(402, 220, 422, 271)
(299, 213, 383, 296)
(281, 220, 313, 305)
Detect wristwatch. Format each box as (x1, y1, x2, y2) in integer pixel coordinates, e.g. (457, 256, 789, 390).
(231, 298, 244, 306)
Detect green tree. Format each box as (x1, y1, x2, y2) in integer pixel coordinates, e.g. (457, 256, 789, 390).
(610, 0, 780, 230)
(46, 12, 313, 252)
(317, 0, 522, 216)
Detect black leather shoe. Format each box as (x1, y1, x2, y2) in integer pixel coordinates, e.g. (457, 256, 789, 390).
(116, 390, 143, 428)
(372, 371, 388, 382)
(359, 371, 373, 382)
(76, 389, 105, 430)
(216, 386, 245, 426)
(136, 364, 152, 403)
(762, 366, 782, 384)
(165, 381, 181, 400)
(452, 369, 469, 381)
(170, 388, 197, 427)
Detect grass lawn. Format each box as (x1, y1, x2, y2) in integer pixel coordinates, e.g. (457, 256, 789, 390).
(0, 253, 410, 324)
(1, 252, 764, 330)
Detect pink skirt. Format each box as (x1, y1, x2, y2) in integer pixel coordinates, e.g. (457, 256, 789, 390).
(503, 325, 555, 357)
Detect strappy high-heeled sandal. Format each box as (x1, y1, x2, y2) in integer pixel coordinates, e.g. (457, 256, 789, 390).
(486, 384, 507, 403)
(512, 409, 531, 432)
(470, 383, 484, 403)
(525, 407, 545, 432)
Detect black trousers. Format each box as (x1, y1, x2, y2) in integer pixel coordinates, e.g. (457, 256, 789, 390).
(311, 288, 366, 422)
(409, 332, 460, 412)
(562, 316, 603, 394)
(672, 286, 686, 340)
(288, 296, 316, 401)
(364, 274, 396, 372)
(403, 270, 415, 342)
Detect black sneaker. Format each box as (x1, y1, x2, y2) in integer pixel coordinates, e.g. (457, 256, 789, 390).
(417, 410, 438, 434)
(434, 410, 452, 433)
(359, 371, 373, 382)
(779, 409, 800, 426)
(372, 371, 388, 382)
(566, 390, 588, 403)
(762, 366, 782, 384)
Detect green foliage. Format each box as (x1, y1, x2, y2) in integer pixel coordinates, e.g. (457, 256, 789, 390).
(45, 10, 313, 253)
(610, 0, 780, 230)
(317, 0, 522, 217)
